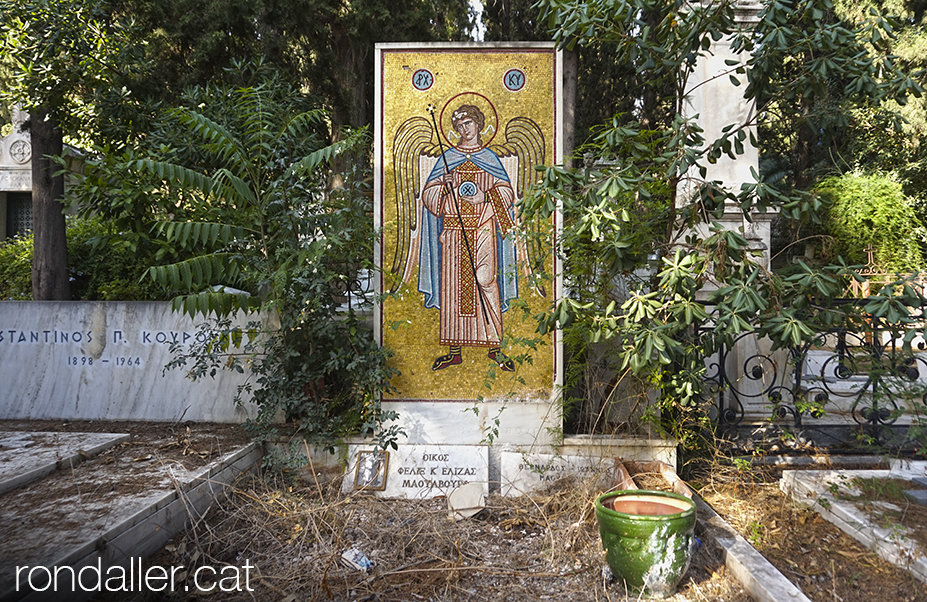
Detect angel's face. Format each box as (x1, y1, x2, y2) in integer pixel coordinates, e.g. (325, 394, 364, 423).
(454, 117, 480, 146)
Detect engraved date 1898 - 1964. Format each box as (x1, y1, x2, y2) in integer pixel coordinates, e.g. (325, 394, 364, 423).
(67, 356, 143, 367)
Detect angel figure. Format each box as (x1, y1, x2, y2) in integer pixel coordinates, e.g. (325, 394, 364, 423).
(390, 100, 545, 373)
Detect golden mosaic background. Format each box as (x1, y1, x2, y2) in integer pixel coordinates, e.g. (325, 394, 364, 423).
(379, 47, 557, 402)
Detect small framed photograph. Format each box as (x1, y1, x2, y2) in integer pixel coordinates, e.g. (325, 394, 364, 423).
(353, 450, 389, 491)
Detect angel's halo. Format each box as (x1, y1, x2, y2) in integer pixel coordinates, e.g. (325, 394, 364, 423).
(439, 92, 499, 148)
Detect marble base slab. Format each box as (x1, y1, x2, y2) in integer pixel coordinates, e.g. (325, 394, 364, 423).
(344, 444, 489, 499)
(0, 432, 128, 495)
(780, 461, 927, 585)
(500, 452, 617, 496)
(0, 302, 259, 422)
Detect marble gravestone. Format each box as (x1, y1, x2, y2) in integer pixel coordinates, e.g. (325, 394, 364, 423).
(368, 42, 566, 498)
(0, 301, 259, 422)
(344, 444, 489, 500)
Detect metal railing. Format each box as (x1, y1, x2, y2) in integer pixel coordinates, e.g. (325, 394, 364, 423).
(702, 301, 927, 448)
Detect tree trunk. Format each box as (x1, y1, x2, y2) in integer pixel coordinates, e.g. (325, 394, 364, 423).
(30, 108, 70, 300)
(792, 118, 815, 190)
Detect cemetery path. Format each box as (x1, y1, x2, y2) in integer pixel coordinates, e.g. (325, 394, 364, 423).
(119, 461, 926, 602)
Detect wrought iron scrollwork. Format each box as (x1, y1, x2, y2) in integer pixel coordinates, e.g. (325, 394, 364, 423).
(700, 302, 927, 445)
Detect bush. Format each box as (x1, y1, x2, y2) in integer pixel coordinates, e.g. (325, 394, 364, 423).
(66, 216, 170, 300)
(0, 216, 171, 301)
(816, 174, 926, 272)
(0, 233, 34, 300)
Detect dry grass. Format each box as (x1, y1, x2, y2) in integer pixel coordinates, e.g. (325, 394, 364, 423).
(99, 468, 750, 602)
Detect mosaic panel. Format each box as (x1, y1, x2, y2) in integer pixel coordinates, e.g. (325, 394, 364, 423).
(375, 44, 560, 402)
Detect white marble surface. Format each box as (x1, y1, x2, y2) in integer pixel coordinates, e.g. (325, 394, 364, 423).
(780, 462, 927, 585)
(380, 400, 560, 447)
(0, 302, 259, 422)
(0, 431, 129, 494)
(500, 451, 614, 496)
(344, 443, 489, 499)
(499, 436, 679, 496)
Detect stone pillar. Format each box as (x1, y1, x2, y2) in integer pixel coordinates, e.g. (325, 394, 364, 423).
(0, 104, 33, 240)
(683, 2, 777, 420)
(682, 0, 771, 267)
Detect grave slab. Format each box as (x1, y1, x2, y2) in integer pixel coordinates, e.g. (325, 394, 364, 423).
(498, 443, 677, 496)
(695, 496, 812, 602)
(780, 462, 927, 585)
(903, 489, 927, 505)
(0, 431, 129, 495)
(0, 302, 260, 422)
(344, 444, 488, 499)
(0, 440, 260, 601)
(500, 452, 617, 496)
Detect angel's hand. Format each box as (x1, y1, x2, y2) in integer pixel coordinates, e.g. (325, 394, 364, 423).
(461, 189, 486, 204)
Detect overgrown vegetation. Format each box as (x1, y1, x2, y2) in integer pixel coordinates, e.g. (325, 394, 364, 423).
(5, 0, 927, 462)
(816, 174, 926, 271)
(519, 0, 927, 459)
(66, 63, 400, 461)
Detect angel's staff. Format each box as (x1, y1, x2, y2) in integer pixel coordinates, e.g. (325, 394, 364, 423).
(427, 104, 499, 340)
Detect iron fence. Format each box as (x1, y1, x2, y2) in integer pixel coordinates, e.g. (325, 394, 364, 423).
(701, 301, 927, 448)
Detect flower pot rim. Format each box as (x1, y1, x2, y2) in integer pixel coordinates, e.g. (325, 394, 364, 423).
(595, 489, 696, 520)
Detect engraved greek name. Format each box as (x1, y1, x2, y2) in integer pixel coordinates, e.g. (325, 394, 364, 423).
(400, 479, 469, 489)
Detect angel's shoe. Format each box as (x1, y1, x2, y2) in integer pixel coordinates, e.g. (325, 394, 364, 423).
(432, 346, 462, 371)
(488, 347, 515, 372)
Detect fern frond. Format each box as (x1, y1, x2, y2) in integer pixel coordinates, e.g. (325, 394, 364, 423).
(133, 159, 217, 196)
(152, 221, 251, 249)
(285, 109, 327, 139)
(287, 139, 350, 179)
(173, 108, 249, 172)
(147, 253, 245, 292)
(171, 290, 258, 319)
(212, 168, 258, 206)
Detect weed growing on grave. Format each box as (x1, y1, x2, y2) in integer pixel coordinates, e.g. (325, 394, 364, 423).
(829, 476, 927, 551)
(746, 520, 766, 546)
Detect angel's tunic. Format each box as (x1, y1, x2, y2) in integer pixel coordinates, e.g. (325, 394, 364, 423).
(419, 146, 519, 347)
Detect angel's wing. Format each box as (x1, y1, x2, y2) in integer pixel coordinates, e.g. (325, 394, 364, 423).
(491, 117, 545, 197)
(391, 117, 441, 292)
(490, 117, 547, 294)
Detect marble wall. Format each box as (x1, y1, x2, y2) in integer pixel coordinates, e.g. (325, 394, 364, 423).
(0, 302, 259, 422)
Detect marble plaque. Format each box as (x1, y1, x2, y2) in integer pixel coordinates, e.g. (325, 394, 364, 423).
(344, 444, 488, 499)
(0, 301, 259, 422)
(500, 452, 616, 496)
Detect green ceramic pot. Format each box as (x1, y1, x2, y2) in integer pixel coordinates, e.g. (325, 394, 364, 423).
(594, 489, 697, 599)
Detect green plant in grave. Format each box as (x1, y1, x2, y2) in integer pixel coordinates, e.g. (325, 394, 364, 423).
(70, 64, 401, 457)
(815, 174, 926, 273)
(518, 0, 925, 459)
(0, 215, 171, 301)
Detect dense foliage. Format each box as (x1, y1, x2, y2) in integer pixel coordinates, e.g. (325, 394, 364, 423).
(107, 0, 474, 129)
(0, 216, 169, 300)
(519, 0, 926, 447)
(67, 65, 400, 456)
(817, 174, 926, 271)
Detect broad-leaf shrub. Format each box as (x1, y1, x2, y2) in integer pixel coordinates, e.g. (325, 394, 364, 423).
(0, 216, 169, 300)
(69, 63, 401, 461)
